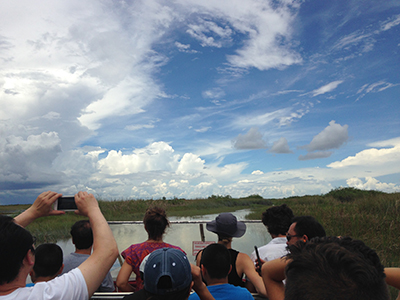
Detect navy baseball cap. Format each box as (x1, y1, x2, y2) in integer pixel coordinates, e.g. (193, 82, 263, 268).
(143, 248, 192, 295)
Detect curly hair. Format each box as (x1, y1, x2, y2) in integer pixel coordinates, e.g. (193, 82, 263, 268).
(261, 204, 294, 236)
(285, 236, 389, 300)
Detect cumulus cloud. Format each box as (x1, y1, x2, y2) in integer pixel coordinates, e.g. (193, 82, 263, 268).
(232, 127, 267, 150)
(347, 177, 400, 193)
(303, 121, 349, 152)
(298, 121, 348, 161)
(0, 130, 62, 189)
(328, 142, 400, 169)
(269, 137, 292, 154)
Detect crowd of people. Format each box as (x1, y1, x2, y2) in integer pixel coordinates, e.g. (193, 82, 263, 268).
(1, 190, 400, 300)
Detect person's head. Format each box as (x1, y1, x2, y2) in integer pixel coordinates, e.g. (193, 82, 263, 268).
(0, 215, 35, 285)
(143, 207, 170, 241)
(285, 236, 389, 300)
(286, 216, 326, 246)
(30, 243, 64, 283)
(143, 248, 192, 300)
(262, 204, 294, 237)
(70, 220, 93, 250)
(206, 213, 246, 246)
(200, 243, 231, 284)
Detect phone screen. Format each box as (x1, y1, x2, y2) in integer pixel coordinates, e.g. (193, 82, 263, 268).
(57, 196, 77, 210)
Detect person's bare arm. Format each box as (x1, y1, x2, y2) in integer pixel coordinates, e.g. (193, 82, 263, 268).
(385, 268, 400, 290)
(261, 257, 288, 300)
(237, 252, 267, 298)
(14, 191, 65, 227)
(75, 191, 119, 297)
(116, 260, 135, 292)
(191, 264, 215, 300)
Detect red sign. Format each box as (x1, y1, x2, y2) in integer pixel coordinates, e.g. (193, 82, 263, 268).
(192, 241, 215, 256)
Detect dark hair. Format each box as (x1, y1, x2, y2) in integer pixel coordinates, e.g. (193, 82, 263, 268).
(0, 215, 35, 284)
(70, 220, 93, 249)
(262, 204, 294, 236)
(200, 243, 231, 279)
(285, 236, 389, 300)
(145, 285, 192, 300)
(33, 243, 63, 277)
(291, 216, 326, 240)
(143, 207, 170, 241)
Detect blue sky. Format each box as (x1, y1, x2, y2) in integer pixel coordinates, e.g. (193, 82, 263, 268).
(1, 0, 399, 204)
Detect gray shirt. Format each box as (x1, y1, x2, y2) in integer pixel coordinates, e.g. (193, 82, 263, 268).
(62, 252, 114, 292)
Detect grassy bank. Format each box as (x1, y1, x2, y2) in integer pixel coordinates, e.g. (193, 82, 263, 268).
(2, 188, 400, 298)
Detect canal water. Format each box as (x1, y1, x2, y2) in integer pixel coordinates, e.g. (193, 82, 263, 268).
(56, 209, 271, 276)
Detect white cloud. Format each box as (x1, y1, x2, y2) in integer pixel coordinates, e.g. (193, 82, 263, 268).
(175, 41, 198, 53)
(232, 127, 267, 150)
(0, 130, 62, 188)
(303, 121, 349, 152)
(186, 19, 233, 48)
(269, 137, 292, 154)
(347, 177, 400, 193)
(195, 127, 211, 133)
(98, 142, 180, 175)
(125, 124, 155, 131)
(311, 81, 343, 97)
(251, 170, 264, 175)
(356, 80, 399, 101)
(202, 88, 226, 99)
(233, 108, 292, 128)
(328, 143, 400, 169)
(381, 14, 400, 31)
(175, 0, 302, 71)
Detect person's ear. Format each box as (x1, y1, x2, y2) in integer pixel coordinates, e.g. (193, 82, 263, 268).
(57, 264, 64, 275)
(303, 235, 308, 243)
(25, 249, 35, 266)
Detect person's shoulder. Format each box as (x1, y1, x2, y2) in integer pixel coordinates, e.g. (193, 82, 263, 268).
(229, 284, 254, 298)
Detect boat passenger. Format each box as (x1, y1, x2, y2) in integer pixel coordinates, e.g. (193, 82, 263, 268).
(0, 191, 119, 300)
(196, 212, 267, 298)
(61, 220, 114, 291)
(116, 206, 185, 292)
(190, 243, 253, 300)
(262, 236, 390, 300)
(250, 204, 294, 264)
(122, 248, 214, 300)
(28, 243, 64, 285)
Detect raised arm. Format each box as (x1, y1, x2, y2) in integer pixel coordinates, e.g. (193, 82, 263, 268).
(75, 191, 119, 297)
(385, 268, 400, 290)
(237, 252, 267, 298)
(14, 191, 64, 227)
(261, 257, 288, 300)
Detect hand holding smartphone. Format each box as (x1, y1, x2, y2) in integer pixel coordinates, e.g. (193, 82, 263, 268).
(254, 245, 262, 275)
(53, 196, 78, 211)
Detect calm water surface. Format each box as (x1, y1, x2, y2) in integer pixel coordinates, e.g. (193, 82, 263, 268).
(57, 209, 271, 275)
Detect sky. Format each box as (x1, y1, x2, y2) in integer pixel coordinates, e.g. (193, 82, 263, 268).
(1, 0, 400, 204)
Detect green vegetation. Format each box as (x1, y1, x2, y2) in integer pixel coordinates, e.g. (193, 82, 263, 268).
(1, 188, 400, 298)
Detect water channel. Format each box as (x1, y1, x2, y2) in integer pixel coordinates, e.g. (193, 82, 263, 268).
(56, 209, 271, 277)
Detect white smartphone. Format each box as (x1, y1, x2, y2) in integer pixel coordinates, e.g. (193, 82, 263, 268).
(53, 196, 77, 211)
